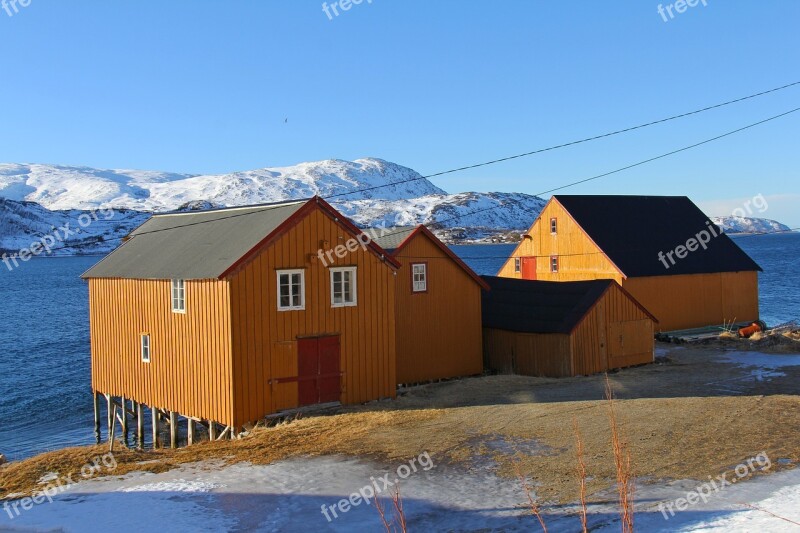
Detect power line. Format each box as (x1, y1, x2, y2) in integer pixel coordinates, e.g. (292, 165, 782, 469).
(394, 106, 800, 235)
(22, 103, 800, 255)
(324, 80, 800, 199)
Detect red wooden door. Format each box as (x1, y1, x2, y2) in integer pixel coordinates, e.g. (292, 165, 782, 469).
(297, 336, 341, 406)
(318, 336, 341, 403)
(521, 257, 537, 280)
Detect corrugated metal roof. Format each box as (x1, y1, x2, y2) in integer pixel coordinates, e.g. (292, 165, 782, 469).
(370, 226, 417, 253)
(81, 201, 306, 280)
(481, 276, 615, 334)
(553, 195, 762, 277)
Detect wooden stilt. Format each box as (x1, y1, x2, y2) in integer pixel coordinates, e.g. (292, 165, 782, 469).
(121, 396, 129, 446)
(109, 405, 117, 452)
(208, 421, 217, 441)
(187, 418, 194, 446)
(93, 391, 101, 444)
(106, 395, 113, 442)
(170, 411, 177, 449)
(136, 402, 144, 449)
(151, 406, 160, 449)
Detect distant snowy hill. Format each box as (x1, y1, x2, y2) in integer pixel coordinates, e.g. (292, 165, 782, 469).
(0, 198, 149, 256)
(712, 216, 792, 235)
(0, 159, 546, 255)
(0, 159, 446, 211)
(5, 158, 789, 258)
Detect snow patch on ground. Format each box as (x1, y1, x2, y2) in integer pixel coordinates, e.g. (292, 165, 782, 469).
(119, 480, 223, 493)
(717, 351, 800, 381)
(2, 455, 800, 532)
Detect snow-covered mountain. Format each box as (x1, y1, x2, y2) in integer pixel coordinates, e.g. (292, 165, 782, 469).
(0, 159, 546, 255)
(5, 158, 790, 258)
(0, 159, 446, 211)
(0, 198, 149, 257)
(712, 216, 792, 235)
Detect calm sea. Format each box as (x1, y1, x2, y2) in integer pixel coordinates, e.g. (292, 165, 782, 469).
(1, 234, 798, 460)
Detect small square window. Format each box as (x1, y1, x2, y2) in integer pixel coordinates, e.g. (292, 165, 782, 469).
(331, 267, 357, 307)
(514, 257, 521, 273)
(141, 334, 151, 363)
(277, 270, 305, 311)
(550, 218, 558, 234)
(171, 279, 185, 313)
(550, 256, 559, 273)
(412, 263, 427, 292)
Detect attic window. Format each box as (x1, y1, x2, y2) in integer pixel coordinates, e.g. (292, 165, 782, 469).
(412, 263, 427, 292)
(550, 218, 558, 234)
(514, 257, 521, 273)
(550, 256, 559, 273)
(277, 269, 305, 311)
(171, 279, 185, 313)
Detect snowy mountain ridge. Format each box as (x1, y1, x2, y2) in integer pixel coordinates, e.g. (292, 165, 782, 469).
(0, 158, 546, 255)
(712, 216, 792, 235)
(0, 159, 446, 211)
(1, 158, 793, 257)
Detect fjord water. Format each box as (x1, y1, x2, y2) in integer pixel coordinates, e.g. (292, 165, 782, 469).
(0, 235, 797, 460)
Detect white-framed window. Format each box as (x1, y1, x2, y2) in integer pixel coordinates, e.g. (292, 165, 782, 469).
(171, 279, 185, 313)
(550, 256, 559, 273)
(141, 334, 151, 363)
(514, 257, 521, 273)
(550, 217, 558, 234)
(277, 269, 305, 311)
(412, 263, 427, 292)
(330, 266, 357, 307)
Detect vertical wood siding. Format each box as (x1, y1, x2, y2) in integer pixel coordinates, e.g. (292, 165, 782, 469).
(392, 233, 483, 384)
(88, 278, 234, 425)
(483, 329, 572, 376)
(571, 283, 654, 374)
(484, 283, 654, 377)
(497, 199, 622, 282)
(227, 207, 397, 427)
(622, 271, 759, 331)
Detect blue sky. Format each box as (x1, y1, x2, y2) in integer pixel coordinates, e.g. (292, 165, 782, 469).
(1, 1, 798, 225)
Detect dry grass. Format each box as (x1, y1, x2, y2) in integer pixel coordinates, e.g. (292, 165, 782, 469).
(709, 328, 800, 352)
(3, 346, 800, 505)
(573, 418, 589, 533)
(605, 376, 634, 533)
(0, 409, 443, 498)
(4, 394, 799, 504)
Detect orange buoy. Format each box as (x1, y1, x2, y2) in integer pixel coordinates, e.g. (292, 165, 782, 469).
(738, 320, 767, 338)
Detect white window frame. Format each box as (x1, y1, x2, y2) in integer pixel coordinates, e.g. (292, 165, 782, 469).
(330, 266, 358, 308)
(514, 257, 521, 273)
(412, 263, 427, 293)
(141, 334, 151, 363)
(550, 217, 558, 234)
(551, 256, 559, 273)
(277, 269, 306, 311)
(171, 279, 186, 313)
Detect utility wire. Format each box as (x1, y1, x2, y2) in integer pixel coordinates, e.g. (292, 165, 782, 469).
(380, 106, 800, 237)
(19, 103, 800, 255)
(325, 80, 800, 198)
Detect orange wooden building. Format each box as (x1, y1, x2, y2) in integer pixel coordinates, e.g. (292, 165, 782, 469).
(482, 276, 657, 377)
(373, 225, 488, 384)
(82, 197, 400, 446)
(497, 195, 762, 331)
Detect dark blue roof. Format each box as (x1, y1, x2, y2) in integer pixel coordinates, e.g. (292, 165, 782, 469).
(554, 195, 762, 277)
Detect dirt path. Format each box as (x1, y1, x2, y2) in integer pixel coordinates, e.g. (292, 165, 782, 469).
(2, 343, 799, 504)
